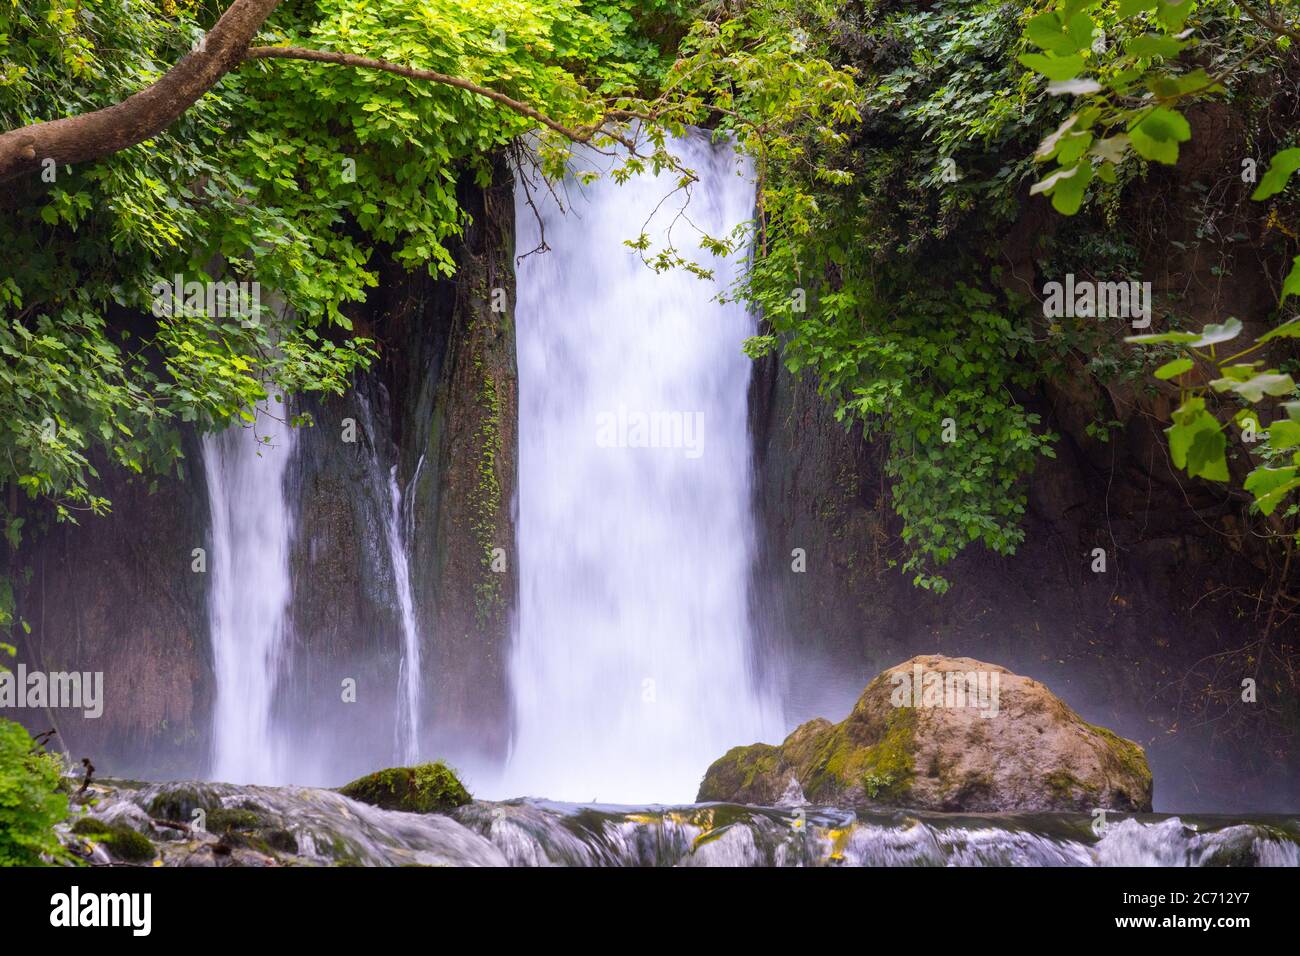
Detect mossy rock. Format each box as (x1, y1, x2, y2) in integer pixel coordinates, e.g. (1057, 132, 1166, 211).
(262, 828, 299, 854)
(339, 762, 471, 814)
(70, 816, 113, 836)
(207, 807, 262, 833)
(697, 655, 1153, 812)
(75, 818, 156, 863)
(146, 785, 221, 822)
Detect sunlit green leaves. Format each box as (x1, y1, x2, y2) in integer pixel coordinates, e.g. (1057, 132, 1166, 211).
(1154, 356, 1194, 379)
(1251, 147, 1300, 200)
(1128, 106, 1191, 164)
(1126, 33, 1187, 59)
(1209, 370, 1296, 402)
(1245, 466, 1300, 515)
(1025, 10, 1097, 54)
(1282, 256, 1300, 304)
(1126, 317, 1241, 346)
(1019, 52, 1087, 81)
(1167, 397, 1228, 481)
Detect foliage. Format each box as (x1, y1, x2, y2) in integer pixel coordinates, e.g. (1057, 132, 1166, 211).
(0, 0, 694, 571)
(0, 714, 70, 866)
(679, 0, 1060, 587)
(1020, 0, 1300, 530)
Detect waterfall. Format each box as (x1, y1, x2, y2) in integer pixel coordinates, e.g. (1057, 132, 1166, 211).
(385, 461, 423, 765)
(202, 404, 296, 784)
(502, 132, 782, 803)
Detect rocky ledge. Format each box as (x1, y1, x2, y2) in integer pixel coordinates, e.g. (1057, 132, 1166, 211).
(697, 655, 1153, 813)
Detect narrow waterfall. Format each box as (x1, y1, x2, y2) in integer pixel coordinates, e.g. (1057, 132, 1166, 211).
(385, 461, 423, 765)
(503, 133, 783, 803)
(202, 405, 296, 784)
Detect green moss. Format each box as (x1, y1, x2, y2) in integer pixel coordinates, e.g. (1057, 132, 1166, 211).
(471, 359, 505, 625)
(99, 826, 156, 863)
(207, 808, 261, 833)
(70, 816, 112, 836)
(1044, 769, 1096, 801)
(1084, 721, 1154, 800)
(146, 786, 219, 822)
(339, 762, 471, 814)
(696, 744, 781, 802)
(802, 706, 916, 804)
(71, 813, 157, 861)
(262, 828, 299, 854)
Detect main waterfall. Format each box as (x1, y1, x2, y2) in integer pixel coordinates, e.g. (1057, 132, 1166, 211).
(501, 133, 782, 803)
(202, 406, 297, 784)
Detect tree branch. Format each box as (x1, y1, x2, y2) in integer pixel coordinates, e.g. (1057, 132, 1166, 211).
(242, 46, 637, 149)
(0, 0, 283, 183)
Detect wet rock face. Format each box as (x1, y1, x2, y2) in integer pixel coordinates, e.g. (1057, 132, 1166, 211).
(6, 441, 214, 779)
(399, 155, 518, 764)
(698, 655, 1153, 813)
(748, 349, 1297, 812)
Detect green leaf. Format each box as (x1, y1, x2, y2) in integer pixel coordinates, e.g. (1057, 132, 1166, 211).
(1031, 160, 1095, 214)
(1118, 0, 1159, 14)
(1026, 12, 1079, 54)
(1186, 425, 1229, 481)
(1167, 398, 1227, 480)
(1129, 107, 1191, 165)
(1018, 52, 1086, 81)
(1257, 316, 1300, 342)
(1156, 0, 1195, 31)
(1192, 317, 1242, 347)
(1281, 255, 1300, 304)
(1127, 34, 1187, 59)
(1127, 330, 1199, 344)
(1251, 148, 1300, 200)
(1244, 466, 1300, 515)
(1267, 420, 1300, 449)
(1209, 372, 1295, 402)
(1154, 357, 1193, 380)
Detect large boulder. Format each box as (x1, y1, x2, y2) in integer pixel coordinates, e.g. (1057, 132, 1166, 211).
(697, 655, 1153, 812)
(339, 763, 471, 814)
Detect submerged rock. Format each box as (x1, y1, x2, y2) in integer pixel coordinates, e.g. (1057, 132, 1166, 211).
(697, 655, 1153, 813)
(339, 762, 472, 814)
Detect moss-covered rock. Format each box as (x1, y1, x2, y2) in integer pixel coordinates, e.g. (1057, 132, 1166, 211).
(73, 816, 157, 863)
(697, 655, 1153, 812)
(207, 807, 262, 833)
(70, 816, 113, 837)
(339, 762, 471, 814)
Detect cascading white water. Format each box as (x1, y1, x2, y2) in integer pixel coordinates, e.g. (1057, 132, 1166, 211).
(502, 133, 783, 803)
(385, 462, 423, 765)
(203, 405, 296, 784)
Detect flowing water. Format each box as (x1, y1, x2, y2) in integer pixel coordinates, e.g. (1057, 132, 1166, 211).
(384, 462, 423, 765)
(75, 780, 1300, 868)
(501, 134, 782, 802)
(202, 405, 297, 784)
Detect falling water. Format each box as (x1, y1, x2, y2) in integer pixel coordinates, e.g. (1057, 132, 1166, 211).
(385, 462, 423, 765)
(203, 405, 296, 784)
(502, 133, 782, 803)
